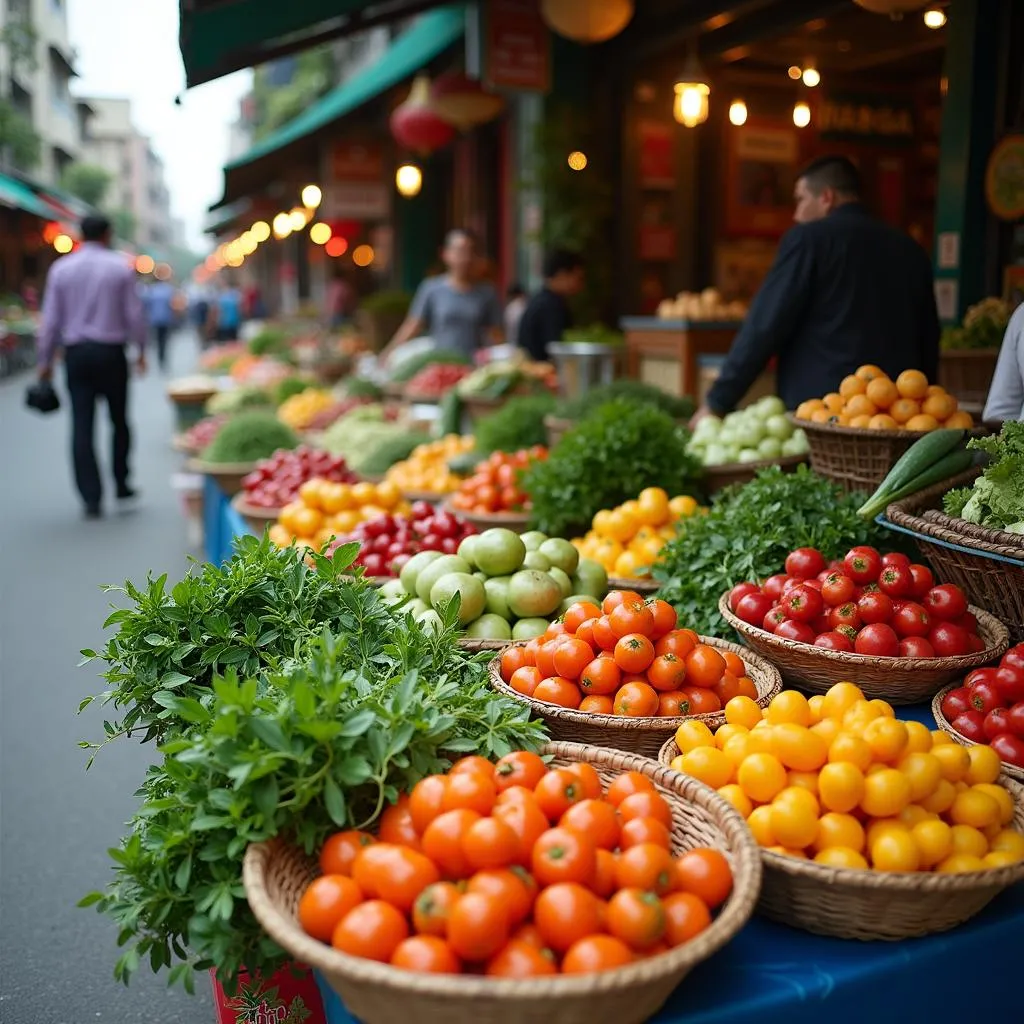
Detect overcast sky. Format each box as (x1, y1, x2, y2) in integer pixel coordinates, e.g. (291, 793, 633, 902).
(67, 0, 251, 251)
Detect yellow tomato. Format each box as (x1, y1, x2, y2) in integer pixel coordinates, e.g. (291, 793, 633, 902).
(972, 784, 1015, 826)
(814, 812, 865, 853)
(267, 523, 292, 548)
(715, 723, 749, 748)
(983, 851, 1021, 869)
(675, 720, 716, 753)
(810, 718, 842, 746)
(870, 827, 920, 872)
(772, 724, 828, 772)
(965, 745, 1002, 786)
(827, 733, 873, 772)
(786, 771, 820, 797)
(769, 787, 820, 849)
(931, 743, 971, 783)
(724, 696, 763, 730)
(896, 752, 943, 802)
(669, 495, 698, 518)
(818, 762, 865, 814)
(374, 479, 401, 510)
(807, 695, 825, 724)
(862, 718, 909, 764)
(737, 753, 788, 803)
(935, 853, 986, 874)
(919, 778, 957, 815)
(814, 847, 868, 869)
(949, 789, 1001, 830)
(592, 509, 615, 536)
(820, 682, 864, 721)
(721, 732, 753, 768)
(747, 806, 776, 847)
(298, 479, 327, 511)
(911, 819, 952, 867)
(680, 747, 734, 789)
(636, 487, 670, 526)
(860, 769, 911, 818)
(989, 829, 1024, 858)
(604, 508, 637, 543)
(766, 690, 812, 727)
(903, 720, 934, 753)
(949, 824, 989, 858)
(717, 784, 753, 818)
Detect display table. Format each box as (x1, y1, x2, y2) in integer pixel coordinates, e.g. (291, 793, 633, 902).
(207, 481, 1022, 1024)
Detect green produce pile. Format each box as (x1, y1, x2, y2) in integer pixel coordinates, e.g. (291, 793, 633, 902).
(274, 376, 310, 404)
(940, 297, 1011, 351)
(343, 377, 383, 401)
(688, 396, 809, 466)
(474, 394, 558, 454)
(388, 348, 470, 384)
(555, 380, 695, 423)
(522, 399, 702, 538)
(456, 362, 551, 400)
(561, 323, 624, 347)
(943, 421, 1024, 533)
(78, 537, 544, 991)
(654, 466, 904, 636)
(315, 404, 411, 466)
(353, 430, 432, 477)
(248, 328, 292, 358)
(200, 411, 298, 463)
(204, 385, 273, 415)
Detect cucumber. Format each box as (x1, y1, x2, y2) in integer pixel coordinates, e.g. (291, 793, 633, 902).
(859, 447, 974, 520)
(857, 429, 965, 518)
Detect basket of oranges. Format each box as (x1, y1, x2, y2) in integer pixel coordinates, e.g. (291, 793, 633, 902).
(242, 741, 762, 1024)
(792, 366, 979, 492)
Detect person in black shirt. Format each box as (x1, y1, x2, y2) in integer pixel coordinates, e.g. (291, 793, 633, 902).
(517, 249, 585, 361)
(693, 156, 940, 423)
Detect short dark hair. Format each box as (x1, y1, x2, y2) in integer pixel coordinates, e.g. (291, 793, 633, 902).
(444, 228, 478, 249)
(81, 214, 111, 241)
(798, 156, 862, 198)
(506, 282, 525, 300)
(543, 248, 583, 280)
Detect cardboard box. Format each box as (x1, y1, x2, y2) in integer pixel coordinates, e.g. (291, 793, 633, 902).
(210, 963, 327, 1024)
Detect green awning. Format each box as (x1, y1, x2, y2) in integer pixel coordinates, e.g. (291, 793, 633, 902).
(226, 5, 464, 172)
(179, 0, 453, 88)
(0, 172, 63, 220)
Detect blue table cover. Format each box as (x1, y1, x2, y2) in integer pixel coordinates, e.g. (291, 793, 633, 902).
(207, 479, 1022, 1023)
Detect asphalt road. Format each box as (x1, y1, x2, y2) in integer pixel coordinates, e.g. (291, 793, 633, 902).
(0, 331, 215, 1022)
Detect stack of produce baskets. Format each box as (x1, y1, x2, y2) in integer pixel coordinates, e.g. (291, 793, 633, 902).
(884, 470, 1024, 643)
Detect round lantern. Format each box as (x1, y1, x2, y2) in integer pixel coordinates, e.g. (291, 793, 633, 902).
(541, 0, 634, 43)
(429, 73, 505, 131)
(853, 0, 930, 14)
(390, 76, 456, 155)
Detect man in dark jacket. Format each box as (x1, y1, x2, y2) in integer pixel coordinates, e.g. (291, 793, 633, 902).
(517, 249, 584, 361)
(694, 156, 940, 421)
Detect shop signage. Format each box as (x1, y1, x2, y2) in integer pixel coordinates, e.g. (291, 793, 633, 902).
(638, 121, 674, 189)
(483, 0, 550, 92)
(818, 94, 915, 143)
(985, 134, 1024, 222)
(324, 141, 388, 220)
(329, 141, 383, 182)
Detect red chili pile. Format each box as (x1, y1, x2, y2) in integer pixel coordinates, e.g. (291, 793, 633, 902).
(405, 363, 471, 397)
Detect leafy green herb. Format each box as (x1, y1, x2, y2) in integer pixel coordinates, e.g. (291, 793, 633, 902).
(474, 394, 558, 454)
(274, 377, 309, 404)
(341, 377, 383, 401)
(555, 381, 695, 423)
(947, 422, 1024, 533)
(201, 412, 298, 463)
(522, 399, 702, 537)
(654, 466, 908, 636)
(942, 486, 973, 519)
(353, 430, 431, 476)
(80, 542, 545, 991)
(248, 328, 292, 358)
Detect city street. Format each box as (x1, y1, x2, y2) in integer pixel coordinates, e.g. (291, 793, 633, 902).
(0, 332, 213, 1022)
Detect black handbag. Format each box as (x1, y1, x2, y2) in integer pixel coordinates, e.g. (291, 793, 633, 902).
(25, 379, 61, 414)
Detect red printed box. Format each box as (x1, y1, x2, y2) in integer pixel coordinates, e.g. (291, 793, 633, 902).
(211, 962, 328, 1024)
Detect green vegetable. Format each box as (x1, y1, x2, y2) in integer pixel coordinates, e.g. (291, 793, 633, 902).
(201, 412, 298, 463)
(439, 389, 463, 435)
(474, 394, 558, 454)
(522, 399, 703, 537)
(943, 487, 973, 519)
(561, 323, 624, 347)
(343, 377, 383, 401)
(354, 431, 432, 476)
(940, 297, 1011, 351)
(274, 376, 310, 404)
(857, 429, 968, 520)
(79, 539, 546, 992)
(205, 386, 273, 416)
(316, 406, 413, 463)
(555, 381, 695, 423)
(654, 466, 907, 636)
(944, 421, 1024, 533)
(248, 329, 291, 357)
(389, 349, 470, 384)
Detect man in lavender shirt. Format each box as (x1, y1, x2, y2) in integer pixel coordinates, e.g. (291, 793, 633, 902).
(37, 214, 148, 518)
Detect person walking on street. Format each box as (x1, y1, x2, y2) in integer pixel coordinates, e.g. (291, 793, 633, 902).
(209, 281, 243, 343)
(36, 214, 147, 519)
(143, 276, 176, 371)
(692, 156, 940, 425)
(517, 250, 585, 362)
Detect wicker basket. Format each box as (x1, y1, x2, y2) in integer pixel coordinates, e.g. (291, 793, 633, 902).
(703, 453, 808, 495)
(231, 494, 280, 536)
(400, 489, 448, 505)
(489, 638, 782, 758)
(931, 684, 1024, 783)
(607, 577, 659, 595)
(242, 741, 762, 1024)
(442, 499, 531, 533)
(459, 638, 510, 652)
(790, 416, 987, 493)
(938, 349, 1000, 405)
(187, 458, 257, 498)
(884, 471, 1024, 643)
(718, 593, 1009, 703)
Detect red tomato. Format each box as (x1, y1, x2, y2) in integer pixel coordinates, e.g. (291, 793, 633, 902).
(881, 552, 912, 570)
(762, 606, 788, 633)
(965, 668, 998, 690)
(814, 631, 855, 652)
(762, 574, 791, 601)
(991, 733, 1024, 768)
(780, 585, 823, 623)
(802, 579, 823, 593)
(1003, 646, 1024, 673)
(955, 612, 978, 635)
(728, 582, 760, 612)
(940, 687, 973, 720)
(907, 564, 935, 599)
(898, 637, 935, 658)
(735, 592, 775, 628)
(951, 710, 987, 743)
(984, 708, 1012, 741)
(834, 624, 858, 644)
(844, 546, 881, 584)
(924, 584, 968, 622)
(1006, 704, 1024, 738)
(854, 623, 899, 657)
(969, 681, 1003, 714)
(821, 573, 855, 607)
(785, 547, 826, 580)
(891, 601, 930, 638)
(994, 665, 1024, 705)
(878, 564, 912, 599)
(829, 602, 862, 631)
(857, 592, 894, 625)
(775, 620, 815, 644)
(929, 622, 971, 657)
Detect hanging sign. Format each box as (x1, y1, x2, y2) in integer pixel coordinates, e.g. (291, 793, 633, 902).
(484, 0, 550, 92)
(985, 134, 1024, 222)
(324, 141, 388, 220)
(818, 93, 915, 143)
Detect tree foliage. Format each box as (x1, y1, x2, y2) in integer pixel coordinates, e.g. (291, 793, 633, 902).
(60, 163, 112, 207)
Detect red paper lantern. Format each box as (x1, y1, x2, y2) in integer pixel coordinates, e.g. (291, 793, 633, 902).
(390, 76, 456, 155)
(429, 72, 505, 131)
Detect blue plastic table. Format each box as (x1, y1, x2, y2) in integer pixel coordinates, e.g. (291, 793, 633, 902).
(206, 480, 1023, 1023)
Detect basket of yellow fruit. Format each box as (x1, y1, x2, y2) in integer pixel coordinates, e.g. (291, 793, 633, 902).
(573, 489, 703, 591)
(791, 366, 981, 492)
(659, 682, 1024, 940)
(385, 435, 476, 503)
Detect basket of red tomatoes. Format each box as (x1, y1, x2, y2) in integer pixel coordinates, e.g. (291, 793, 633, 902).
(933, 644, 1024, 781)
(446, 448, 546, 532)
(720, 545, 1009, 702)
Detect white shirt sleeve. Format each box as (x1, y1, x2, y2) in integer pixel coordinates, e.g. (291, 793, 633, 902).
(983, 305, 1024, 422)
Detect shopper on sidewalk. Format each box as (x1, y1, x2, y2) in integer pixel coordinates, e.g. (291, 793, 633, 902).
(143, 276, 176, 371)
(36, 214, 147, 519)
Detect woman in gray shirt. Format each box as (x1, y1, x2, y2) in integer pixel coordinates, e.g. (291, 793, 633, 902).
(983, 303, 1024, 422)
(382, 229, 502, 361)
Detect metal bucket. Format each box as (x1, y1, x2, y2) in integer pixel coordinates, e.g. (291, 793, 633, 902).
(547, 342, 619, 400)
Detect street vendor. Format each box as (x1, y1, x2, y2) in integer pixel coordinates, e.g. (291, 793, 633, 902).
(983, 302, 1024, 422)
(692, 155, 940, 424)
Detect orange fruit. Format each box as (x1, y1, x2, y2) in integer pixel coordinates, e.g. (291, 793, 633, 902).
(855, 364, 885, 382)
(842, 394, 876, 418)
(905, 413, 939, 432)
(945, 410, 974, 429)
(865, 377, 898, 409)
(795, 399, 824, 420)
(848, 414, 872, 429)
(895, 369, 929, 399)
(888, 398, 920, 424)
(810, 409, 834, 424)
(822, 393, 845, 414)
(838, 374, 866, 398)
(868, 413, 898, 430)
(922, 392, 957, 421)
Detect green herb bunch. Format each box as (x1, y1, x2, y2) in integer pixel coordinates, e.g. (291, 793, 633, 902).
(274, 377, 309, 404)
(79, 543, 545, 991)
(474, 394, 558, 454)
(201, 412, 298, 463)
(653, 466, 906, 636)
(942, 421, 1024, 533)
(522, 399, 703, 537)
(248, 328, 291, 358)
(555, 381, 695, 423)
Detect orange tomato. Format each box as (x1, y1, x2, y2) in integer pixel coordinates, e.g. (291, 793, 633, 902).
(331, 900, 409, 961)
(685, 645, 727, 688)
(298, 875, 363, 942)
(531, 827, 597, 887)
(564, 600, 603, 634)
(442, 771, 497, 816)
(534, 768, 587, 821)
(613, 681, 660, 717)
(485, 940, 557, 978)
(620, 816, 672, 850)
(378, 797, 421, 850)
(605, 771, 656, 808)
(561, 934, 634, 974)
(602, 590, 644, 615)
(674, 848, 733, 909)
(615, 842, 676, 895)
(655, 630, 697, 659)
(662, 892, 712, 946)
(466, 868, 536, 928)
(561, 799, 621, 850)
(618, 790, 674, 829)
(561, 762, 603, 800)
(580, 694, 615, 714)
(509, 666, 542, 697)
(580, 657, 621, 696)
(658, 690, 691, 716)
(447, 892, 509, 962)
(389, 934, 460, 974)
(494, 751, 548, 792)
(609, 599, 655, 638)
(319, 830, 375, 876)
(607, 888, 667, 951)
(553, 637, 597, 680)
(613, 633, 656, 673)
(592, 848, 619, 898)
(421, 809, 481, 879)
(534, 882, 603, 953)
(494, 794, 550, 864)
(533, 676, 582, 709)
(351, 844, 440, 911)
(412, 880, 461, 937)
(461, 815, 521, 872)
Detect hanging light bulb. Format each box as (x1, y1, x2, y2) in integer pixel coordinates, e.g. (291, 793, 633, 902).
(309, 222, 332, 245)
(288, 208, 308, 232)
(787, 65, 802, 80)
(923, 8, 946, 28)
(301, 184, 322, 209)
(793, 101, 811, 128)
(802, 63, 820, 87)
(272, 212, 293, 239)
(395, 163, 423, 197)
(728, 99, 748, 126)
(567, 150, 588, 171)
(251, 220, 270, 242)
(673, 49, 710, 127)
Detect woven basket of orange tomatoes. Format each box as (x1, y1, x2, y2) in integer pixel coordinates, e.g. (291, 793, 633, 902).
(242, 741, 761, 1024)
(791, 366, 983, 493)
(446, 447, 547, 532)
(490, 592, 782, 758)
